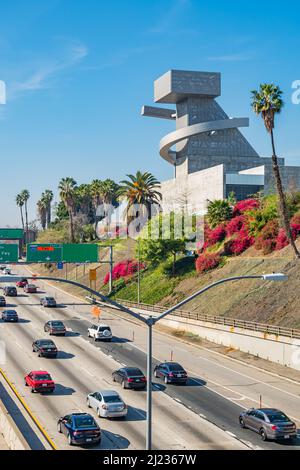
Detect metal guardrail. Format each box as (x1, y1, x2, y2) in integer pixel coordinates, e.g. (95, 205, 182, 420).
(115, 298, 300, 340)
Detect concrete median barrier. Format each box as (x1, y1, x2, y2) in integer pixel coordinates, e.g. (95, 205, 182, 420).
(0, 397, 30, 450)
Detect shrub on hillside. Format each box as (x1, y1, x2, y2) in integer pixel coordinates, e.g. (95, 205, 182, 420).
(233, 199, 259, 216)
(254, 219, 279, 254)
(225, 215, 245, 236)
(103, 259, 146, 285)
(224, 231, 254, 256)
(195, 253, 221, 273)
(205, 224, 226, 246)
(275, 229, 289, 251)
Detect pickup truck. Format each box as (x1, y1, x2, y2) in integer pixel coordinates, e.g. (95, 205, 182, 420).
(87, 324, 112, 342)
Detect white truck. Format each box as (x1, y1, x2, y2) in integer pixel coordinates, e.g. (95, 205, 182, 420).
(87, 324, 112, 342)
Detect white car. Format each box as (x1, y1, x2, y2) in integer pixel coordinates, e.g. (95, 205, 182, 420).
(86, 390, 127, 418)
(87, 324, 112, 342)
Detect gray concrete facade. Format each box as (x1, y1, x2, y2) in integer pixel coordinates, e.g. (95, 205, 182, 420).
(142, 69, 300, 214)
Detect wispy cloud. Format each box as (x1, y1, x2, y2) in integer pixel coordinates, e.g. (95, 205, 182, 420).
(149, 0, 192, 34)
(8, 41, 88, 99)
(207, 53, 250, 62)
(81, 45, 157, 71)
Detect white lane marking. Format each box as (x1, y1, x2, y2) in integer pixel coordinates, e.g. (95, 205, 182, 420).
(226, 431, 237, 438)
(199, 414, 206, 419)
(174, 398, 182, 403)
(121, 363, 126, 367)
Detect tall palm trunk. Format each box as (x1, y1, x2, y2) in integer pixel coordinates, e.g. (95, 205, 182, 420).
(68, 207, 75, 242)
(47, 204, 51, 228)
(270, 130, 300, 257)
(19, 206, 24, 230)
(24, 201, 29, 243)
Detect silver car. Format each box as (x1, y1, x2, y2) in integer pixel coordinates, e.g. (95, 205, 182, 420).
(86, 390, 127, 418)
(239, 408, 297, 441)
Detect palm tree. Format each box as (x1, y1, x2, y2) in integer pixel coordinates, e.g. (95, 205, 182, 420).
(251, 84, 300, 257)
(37, 198, 47, 230)
(101, 179, 119, 226)
(16, 194, 25, 230)
(20, 189, 30, 242)
(43, 190, 54, 228)
(58, 177, 77, 242)
(90, 179, 104, 216)
(207, 199, 232, 228)
(118, 171, 162, 229)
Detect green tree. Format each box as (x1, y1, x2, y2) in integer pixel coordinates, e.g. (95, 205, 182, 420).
(206, 199, 232, 228)
(15, 194, 25, 230)
(58, 177, 77, 242)
(251, 84, 299, 257)
(118, 171, 161, 228)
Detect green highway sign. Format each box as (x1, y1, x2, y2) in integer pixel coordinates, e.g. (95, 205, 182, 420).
(0, 244, 19, 263)
(62, 244, 98, 263)
(0, 228, 24, 240)
(26, 244, 63, 263)
(26, 243, 98, 263)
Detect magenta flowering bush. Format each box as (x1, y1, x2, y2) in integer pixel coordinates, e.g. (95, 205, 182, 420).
(103, 259, 146, 285)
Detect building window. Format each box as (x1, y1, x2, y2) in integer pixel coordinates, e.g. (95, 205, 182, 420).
(226, 185, 264, 201)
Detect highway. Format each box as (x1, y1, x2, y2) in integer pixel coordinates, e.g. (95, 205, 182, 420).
(0, 267, 248, 450)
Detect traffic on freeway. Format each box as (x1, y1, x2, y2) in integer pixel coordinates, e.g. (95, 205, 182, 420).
(0, 266, 250, 450)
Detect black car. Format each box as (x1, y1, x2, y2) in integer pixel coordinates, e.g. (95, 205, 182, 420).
(57, 413, 101, 446)
(32, 339, 58, 358)
(0, 295, 6, 307)
(2, 309, 18, 322)
(3, 286, 17, 297)
(154, 362, 188, 384)
(112, 367, 146, 390)
(40, 297, 57, 308)
(44, 320, 66, 336)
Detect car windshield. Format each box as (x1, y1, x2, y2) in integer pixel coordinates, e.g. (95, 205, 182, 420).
(74, 416, 96, 428)
(126, 368, 144, 377)
(34, 374, 51, 381)
(51, 322, 64, 327)
(267, 412, 290, 423)
(46, 297, 55, 301)
(168, 364, 184, 371)
(104, 395, 122, 403)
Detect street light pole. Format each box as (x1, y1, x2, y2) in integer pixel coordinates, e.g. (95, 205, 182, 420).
(137, 238, 140, 304)
(146, 316, 153, 450)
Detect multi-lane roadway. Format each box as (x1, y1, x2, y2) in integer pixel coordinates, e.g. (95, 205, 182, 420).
(1, 264, 300, 450)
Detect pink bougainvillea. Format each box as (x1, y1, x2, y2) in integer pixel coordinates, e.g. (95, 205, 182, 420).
(204, 224, 226, 247)
(275, 229, 289, 251)
(103, 259, 146, 285)
(233, 199, 259, 216)
(195, 253, 221, 273)
(225, 215, 245, 236)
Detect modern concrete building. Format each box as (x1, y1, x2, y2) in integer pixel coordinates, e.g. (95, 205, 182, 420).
(142, 69, 300, 215)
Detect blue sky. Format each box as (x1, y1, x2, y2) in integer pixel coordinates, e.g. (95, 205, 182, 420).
(1, 0, 300, 226)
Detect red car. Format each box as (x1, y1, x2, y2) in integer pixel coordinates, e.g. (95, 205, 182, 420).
(16, 278, 28, 288)
(24, 370, 55, 393)
(24, 284, 37, 293)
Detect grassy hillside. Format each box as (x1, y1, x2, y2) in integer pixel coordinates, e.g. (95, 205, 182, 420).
(30, 237, 300, 328)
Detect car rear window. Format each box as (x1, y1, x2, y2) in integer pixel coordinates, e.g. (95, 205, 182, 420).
(34, 374, 51, 381)
(5, 311, 17, 315)
(74, 416, 96, 428)
(168, 364, 184, 371)
(51, 321, 64, 327)
(39, 340, 55, 346)
(126, 368, 144, 377)
(267, 412, 290, 423)
(99, 326, 111, 332)
(46, 297, 55, 301)
(103, 395, 122, 403)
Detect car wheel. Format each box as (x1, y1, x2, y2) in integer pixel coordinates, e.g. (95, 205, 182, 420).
(260, 428, 267, 441)
(38, 352, 41, 357)
(86, 398, 91, 408)
(154, 370, 158, 378)
(94, 337, 97, 342)
(122, 380, 126, 389)
(30, 388, 35, 393)
(67, 433, 73, 446)
(57, 423, 62, 433)
(97, 408, 101, 418)
(239, 417, 246, 428)
(87, 332, 90, 337)
(164, 376, 168, 384)
(112, 375, 116, 382)
(24, 381, 28, 387)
